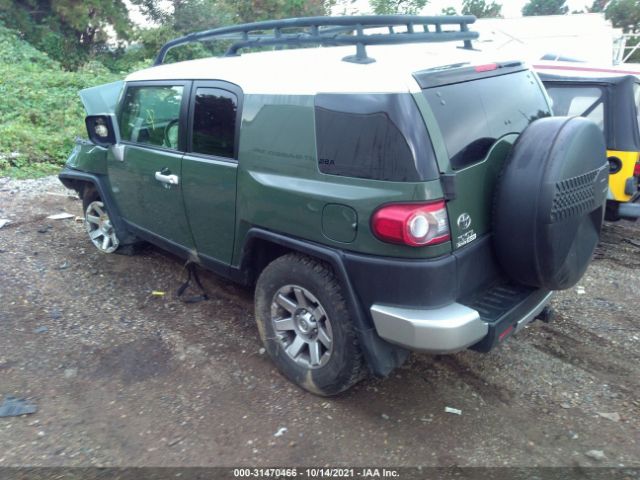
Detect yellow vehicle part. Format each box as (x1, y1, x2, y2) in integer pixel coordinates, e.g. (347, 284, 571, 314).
(607, 150, 638, 202)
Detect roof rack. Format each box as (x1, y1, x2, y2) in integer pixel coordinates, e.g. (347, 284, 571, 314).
(154, 15, 479, 66)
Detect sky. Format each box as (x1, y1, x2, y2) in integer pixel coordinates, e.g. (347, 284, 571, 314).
(339, 0, 595, 17)
(126, 0, 600, 26)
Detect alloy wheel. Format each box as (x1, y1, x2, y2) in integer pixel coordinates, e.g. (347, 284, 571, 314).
(84, 200, 119, 253)
(270, 284, 334, 368)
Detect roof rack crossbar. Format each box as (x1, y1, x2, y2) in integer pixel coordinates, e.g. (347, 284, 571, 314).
(154, 15, 478, 66)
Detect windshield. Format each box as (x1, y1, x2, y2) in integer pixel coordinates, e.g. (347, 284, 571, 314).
(79, 81, 124, 116)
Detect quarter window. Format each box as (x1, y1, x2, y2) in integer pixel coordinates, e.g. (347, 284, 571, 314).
(315, 94, 437, 182)
(119, 85, 184, 150)
(192, 88, 237, 159)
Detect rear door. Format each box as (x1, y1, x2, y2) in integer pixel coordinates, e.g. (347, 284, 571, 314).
(109, 81, 194, 248)
(417, 67, 552, 249)
(181, 81, 242, 265)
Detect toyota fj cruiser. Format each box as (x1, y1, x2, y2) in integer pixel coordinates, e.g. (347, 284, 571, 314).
(59, 16, 608, 396)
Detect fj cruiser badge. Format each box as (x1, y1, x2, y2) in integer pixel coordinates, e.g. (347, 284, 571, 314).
(457, 213, 472, 230)
(456, 213, 475, 248)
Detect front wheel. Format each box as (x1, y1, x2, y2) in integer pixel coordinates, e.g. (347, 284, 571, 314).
(254, 253, 366, 396)
(82, 191, 120, 254)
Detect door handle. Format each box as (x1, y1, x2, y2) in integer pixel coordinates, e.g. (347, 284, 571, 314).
(154, 171, 179, 185)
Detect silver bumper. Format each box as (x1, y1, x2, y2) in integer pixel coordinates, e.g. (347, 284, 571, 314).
(370, 292, 553, 353)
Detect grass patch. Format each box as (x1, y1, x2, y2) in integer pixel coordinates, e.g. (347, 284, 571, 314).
(0, 24, 120, 178)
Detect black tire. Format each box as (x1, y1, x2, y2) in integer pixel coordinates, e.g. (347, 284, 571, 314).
(82, 187, 138, 256)
(255, 253, 366, 396)
(605, 201, 621, 222)
(493, 116, 609, 291)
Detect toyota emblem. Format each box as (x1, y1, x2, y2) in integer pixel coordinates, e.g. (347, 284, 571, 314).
(457, 213, 472, 230)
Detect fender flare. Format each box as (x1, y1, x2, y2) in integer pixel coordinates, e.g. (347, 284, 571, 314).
(240, 228, 409, 377)
(58, 167, 136, 245)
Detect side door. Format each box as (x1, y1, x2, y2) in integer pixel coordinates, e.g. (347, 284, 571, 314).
(181, 81, 242, 265)
(109, 81, 194, 249)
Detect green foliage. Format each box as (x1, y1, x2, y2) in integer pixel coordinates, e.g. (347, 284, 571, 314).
(0, 0, 132, 70)
(605, 0, 640, 32)
(441, 6, 458, 14)
(595, 0, 640, 61)
(462, 0, 502, 18)
(122, 0, 332, 66)
(522, 0, 568, 15)
(369, 0, 429, 15)
(587, 0, 607, 12)
(232, 0, 331, 22)
(0, 24, 119, 176)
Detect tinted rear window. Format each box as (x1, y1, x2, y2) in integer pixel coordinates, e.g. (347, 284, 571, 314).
(192, 87, 237, 159)
(423, 71, 551, 170)
(314, 94, 437, 182)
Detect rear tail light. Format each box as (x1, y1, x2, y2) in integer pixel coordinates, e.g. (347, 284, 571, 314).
(371, 201, 450, 247)
(634, 162, 640, 177)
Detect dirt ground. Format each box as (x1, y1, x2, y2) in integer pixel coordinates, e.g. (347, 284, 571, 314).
(0, 176, 639, 469)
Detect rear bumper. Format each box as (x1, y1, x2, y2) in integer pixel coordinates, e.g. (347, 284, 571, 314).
(370, 291, 552, 353)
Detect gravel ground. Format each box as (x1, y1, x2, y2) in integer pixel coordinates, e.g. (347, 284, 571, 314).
(0, 175, 639, 468)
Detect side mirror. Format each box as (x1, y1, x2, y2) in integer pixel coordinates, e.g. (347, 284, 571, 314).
(85, 115, 117, 148)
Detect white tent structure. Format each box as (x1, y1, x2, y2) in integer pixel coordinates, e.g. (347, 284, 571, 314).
(473, 13, 623, 65)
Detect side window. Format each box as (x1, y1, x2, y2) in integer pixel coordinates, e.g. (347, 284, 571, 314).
(119, 85, 184, 149)
(315, 94, 437, 182)
(545, 86, 605, 131)
(192, 88, 237, 159)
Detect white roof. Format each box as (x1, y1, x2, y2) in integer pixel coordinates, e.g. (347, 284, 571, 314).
(126, 43, 520, 94)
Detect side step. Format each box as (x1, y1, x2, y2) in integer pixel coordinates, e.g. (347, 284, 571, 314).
(463, 283, 552, 352)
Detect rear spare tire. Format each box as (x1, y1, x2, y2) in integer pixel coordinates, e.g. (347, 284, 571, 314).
(493, 116, 608, 290)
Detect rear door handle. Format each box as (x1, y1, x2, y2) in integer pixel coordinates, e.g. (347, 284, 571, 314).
(154, 171, 179, 185)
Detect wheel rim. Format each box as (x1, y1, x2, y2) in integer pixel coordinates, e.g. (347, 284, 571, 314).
(270, 284, 334, 369)
(84, 200, 119, 253)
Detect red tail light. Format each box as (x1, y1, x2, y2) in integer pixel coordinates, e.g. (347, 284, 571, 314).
(634, 162, 640, 176)
(371, 201, 450, 247)
(475, 63, 498, 73)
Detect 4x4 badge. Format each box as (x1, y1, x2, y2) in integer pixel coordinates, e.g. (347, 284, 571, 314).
(457, 213, 472, 230)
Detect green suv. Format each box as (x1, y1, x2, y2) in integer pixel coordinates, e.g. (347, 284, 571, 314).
(59, 16, 609, 395)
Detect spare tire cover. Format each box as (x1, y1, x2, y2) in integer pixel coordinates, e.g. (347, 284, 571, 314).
(493, 116, 608, 291)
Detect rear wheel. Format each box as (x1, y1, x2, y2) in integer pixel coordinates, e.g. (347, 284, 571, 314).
(255, 253, 366, 396)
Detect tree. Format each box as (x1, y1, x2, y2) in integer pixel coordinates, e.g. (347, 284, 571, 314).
(604, 0, 640, 32)
(601, 0, 640, 62)
(441, 6, 458, 15)
(369, 0, 429, 15)
(115, 0, 332, 69)
(0, 0, 133, 69)
(231, 0, 331, 23)
(462, 0, 502, 17)
(521, 0, 568, 16)
(587, 0, 608, 12)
